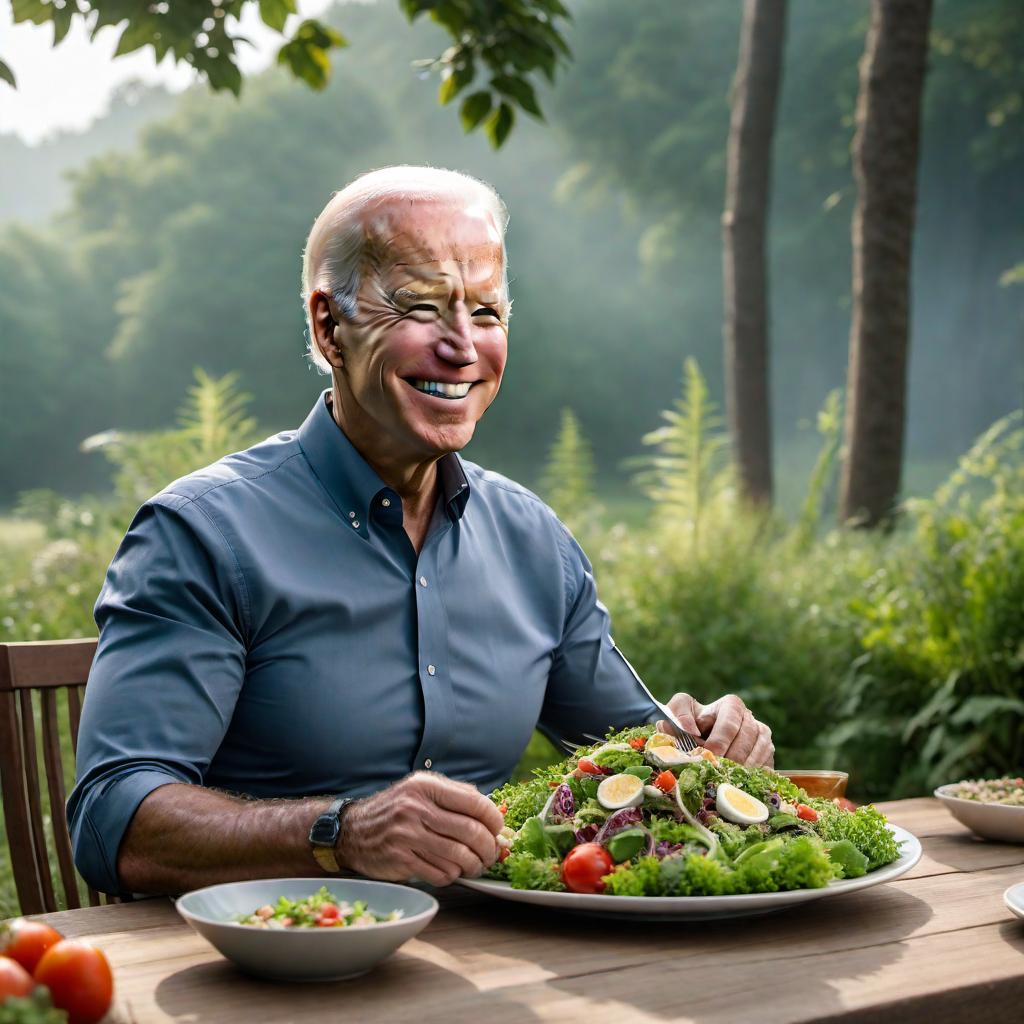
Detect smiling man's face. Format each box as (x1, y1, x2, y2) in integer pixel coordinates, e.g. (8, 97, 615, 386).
(315, 197, 509, 470)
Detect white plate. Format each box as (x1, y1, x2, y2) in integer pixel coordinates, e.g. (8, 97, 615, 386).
(934, 784, 1024, 843)
(1004, 882, 1024, 921)
(459, 825, 920, 920)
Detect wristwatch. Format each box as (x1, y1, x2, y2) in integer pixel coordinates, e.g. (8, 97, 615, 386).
(309, 796, 353, 873)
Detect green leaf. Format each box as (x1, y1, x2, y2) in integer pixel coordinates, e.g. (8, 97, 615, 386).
(52, 4, 74, 45)
(438, 62, 472, 106)
(484, 101, 514, 149)
(258, 0, 296, 33)
(0, 58, 15, 88)
(399, 0, 432, 20)
(11, 0, 49, 26)
(948, 695, 1024, 727)
(114, 22, 157, 57)
(459, 90, 491, 132)
(204, 55, 243, 97)
(492, 74, 543, 119)
(276, 19, 346, 91)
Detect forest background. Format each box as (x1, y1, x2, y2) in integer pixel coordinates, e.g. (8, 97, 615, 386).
(0, 0, 1023, 914)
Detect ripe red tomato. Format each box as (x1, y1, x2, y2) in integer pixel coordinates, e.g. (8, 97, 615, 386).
(1, 919, 63, 975)
(0, 955, 34, 1000)
(560, 843, 615, 894)
(796, 803, 819, 822)
(833, 797, 857, 813)
(628, 738, 647, 751)
(33, 940, 113, 1024)
(576, 758, 601, 776)
(654, 770, 677, 794)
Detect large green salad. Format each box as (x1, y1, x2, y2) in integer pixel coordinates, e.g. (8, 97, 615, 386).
(487, 725, 901, 897)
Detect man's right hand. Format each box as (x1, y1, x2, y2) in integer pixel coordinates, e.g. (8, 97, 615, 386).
(337, 772, 505, 886)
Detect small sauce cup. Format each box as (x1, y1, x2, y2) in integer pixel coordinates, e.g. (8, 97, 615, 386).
(775, 770, 849, 800)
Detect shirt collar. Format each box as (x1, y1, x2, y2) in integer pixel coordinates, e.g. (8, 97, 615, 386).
(296, 390, 471, 534)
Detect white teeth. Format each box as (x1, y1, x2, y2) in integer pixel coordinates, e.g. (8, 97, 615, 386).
(413, 380, 472, 399)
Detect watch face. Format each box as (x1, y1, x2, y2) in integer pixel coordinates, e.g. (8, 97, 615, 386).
(310, 815, 341, 847)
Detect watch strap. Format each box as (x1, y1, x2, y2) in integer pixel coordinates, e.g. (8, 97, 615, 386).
(310, 796, 353, 874)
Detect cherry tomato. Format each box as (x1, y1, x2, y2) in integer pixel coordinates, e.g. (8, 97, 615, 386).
(498, 847, 510, 862)
(560, 843, 615, 894)
(498, 802, 508, 815)
(796, 803, 819, 822)
(628, 738, 647, 751)
(0, 919, 63, 975)
(0, 955, 34, 1000)
(34, 940, 113, 1024)
(576, 758, 602, 776)
(654, 770, 677, 794)
(833, 797, 857, 813)
(318, 903, 340, 921)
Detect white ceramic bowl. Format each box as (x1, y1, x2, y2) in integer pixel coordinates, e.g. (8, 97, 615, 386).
(176, 877, 437, 981)
(934, 784, 1024, 843)
(1004, 882, 1024, 921)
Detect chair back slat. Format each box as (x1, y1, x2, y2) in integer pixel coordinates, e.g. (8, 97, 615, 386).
(67, 685, 83, 757)
(0, 691, 45, 914)
(0, 640, 100, 914)
(41, 689, 81, 909)
(17, 689, 57, 913)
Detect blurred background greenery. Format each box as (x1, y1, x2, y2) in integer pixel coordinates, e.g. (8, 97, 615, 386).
(0, 0, 1022, 915)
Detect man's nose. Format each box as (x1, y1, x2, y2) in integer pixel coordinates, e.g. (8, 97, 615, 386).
(436, 306, 477, 365)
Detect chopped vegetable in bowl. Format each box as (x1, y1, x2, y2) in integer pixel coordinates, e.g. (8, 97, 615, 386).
(946, 778, 1024, 806)
(235, 886, 404, 928)
(487, 725, 901, 897)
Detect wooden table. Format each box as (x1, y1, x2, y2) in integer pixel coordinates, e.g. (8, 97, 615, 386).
(30, 799, 1024, 1023)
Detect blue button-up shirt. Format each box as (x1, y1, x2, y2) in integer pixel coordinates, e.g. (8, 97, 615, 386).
(68, 390, 660, 894)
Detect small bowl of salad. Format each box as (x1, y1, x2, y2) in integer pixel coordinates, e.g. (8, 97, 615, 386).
(176, 878, 438, 981)
(934, 778, 1024, 843)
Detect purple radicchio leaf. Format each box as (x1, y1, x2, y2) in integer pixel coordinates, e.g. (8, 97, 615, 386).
(574, 824, 600, 844)
(594, 807, 643, 844)
(551, 783, 575, 823)
(655, 840, 684, 860)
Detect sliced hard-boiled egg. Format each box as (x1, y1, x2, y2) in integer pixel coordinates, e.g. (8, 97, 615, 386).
(597, 773, 645, 810)
(646, 733, 678, 749)
(645, 744, 696, 771)
(715, 783, 769, 825)
(643, 785, 669, 801)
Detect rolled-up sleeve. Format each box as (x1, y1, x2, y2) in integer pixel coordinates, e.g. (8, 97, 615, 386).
(67, 493, 248, 894)
(539, 525, 660, 747)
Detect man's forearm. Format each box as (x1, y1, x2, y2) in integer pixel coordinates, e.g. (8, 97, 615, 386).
(116, 784, 336, 894)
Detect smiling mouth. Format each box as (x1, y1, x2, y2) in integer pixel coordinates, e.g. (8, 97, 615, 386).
(405, 379, 477, 400)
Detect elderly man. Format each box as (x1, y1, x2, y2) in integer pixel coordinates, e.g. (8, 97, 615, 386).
(68, 166, 773, 897)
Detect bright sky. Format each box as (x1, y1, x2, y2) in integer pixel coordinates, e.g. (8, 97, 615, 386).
(0, 0, 333, 144)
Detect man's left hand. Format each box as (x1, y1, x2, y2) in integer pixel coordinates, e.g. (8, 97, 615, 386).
(656, 692, 774, 767)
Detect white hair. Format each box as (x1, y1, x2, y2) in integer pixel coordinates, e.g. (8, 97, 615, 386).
(301, 165, 510, 374)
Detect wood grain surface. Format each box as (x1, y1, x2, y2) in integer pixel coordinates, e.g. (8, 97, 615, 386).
(23, 799, 1024, 1023)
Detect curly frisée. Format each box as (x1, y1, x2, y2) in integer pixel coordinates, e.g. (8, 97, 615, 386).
(488, 726, 901, 897)
(235, 886, 404, 929)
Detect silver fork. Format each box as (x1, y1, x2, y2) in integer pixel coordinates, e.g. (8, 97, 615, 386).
(558, 647, 702, 755)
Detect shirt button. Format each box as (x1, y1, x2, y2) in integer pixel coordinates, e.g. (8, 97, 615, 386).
(348, 511, 356, 519)
(418, 575, 428, 587)
(427, 664, 436, 676)
(351, 520, 360, 529)
(381, 497, 391, 508)
(424, 758, 433, 769)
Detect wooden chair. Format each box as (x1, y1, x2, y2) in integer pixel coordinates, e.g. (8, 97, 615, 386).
(0, 638, 103, 914)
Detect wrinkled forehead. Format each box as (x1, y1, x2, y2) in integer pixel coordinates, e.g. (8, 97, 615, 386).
(363, 198, 505, 290)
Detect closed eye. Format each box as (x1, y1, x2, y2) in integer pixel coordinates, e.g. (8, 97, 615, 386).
(472, 307, 501, 319)
(409, 304, 439, 313)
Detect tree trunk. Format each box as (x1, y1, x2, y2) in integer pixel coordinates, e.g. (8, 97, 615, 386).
(722, 0, 788, 508)
(839, 0, 933, 527)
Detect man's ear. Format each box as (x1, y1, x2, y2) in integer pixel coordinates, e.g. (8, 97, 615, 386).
(309, 290, 346, 369)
